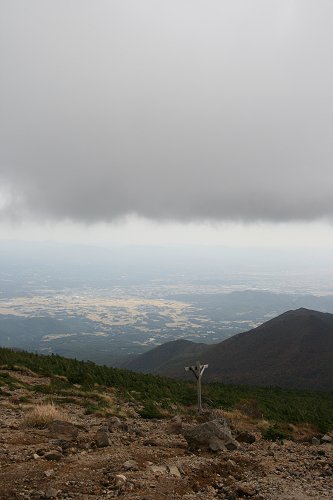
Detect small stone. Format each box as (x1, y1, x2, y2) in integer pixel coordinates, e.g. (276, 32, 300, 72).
(95, 428, 112, 448)
(45, 487, 59, 498)
(168, 465, 181, 478)
(237, 483, 257, 497)
(312, 437, 320, 445)
(127, 482, 135, 491)
(123, 460, 139, 471)
(79, 442, 90, 450)
(44, 450, 63, 461)
(114, 474, 127, 487)
(33, 453, 40, 460)
(143, 438, 159, 446)
(44, 469, 54, 478)
(150, 465, 167, 474)
(237, 431, 256, 444)
(168, 415, 182, 433)
(321, 434, 332, 443)
(132, 426, 143, 436)
(108, 416, 122, 431)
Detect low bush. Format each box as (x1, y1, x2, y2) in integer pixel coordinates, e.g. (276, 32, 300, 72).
(1, 348, 332, 432)
(262, 424, 291, 441)
(139, 401, 164, 419)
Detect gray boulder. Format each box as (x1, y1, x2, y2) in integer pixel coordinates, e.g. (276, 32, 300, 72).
(184, 418, 239, 452)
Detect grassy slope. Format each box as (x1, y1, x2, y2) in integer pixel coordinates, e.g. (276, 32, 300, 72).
(0, 347, 332, 432)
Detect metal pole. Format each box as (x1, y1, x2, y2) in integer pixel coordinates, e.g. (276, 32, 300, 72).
(185, 360, 208, 412)
(197, 372, 202, 411)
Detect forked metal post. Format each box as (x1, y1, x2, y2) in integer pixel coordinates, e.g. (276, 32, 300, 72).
(185, 360, 208, 412)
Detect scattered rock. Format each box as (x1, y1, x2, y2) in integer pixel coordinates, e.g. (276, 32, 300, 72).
(95, 427, 112, 448)
(184, 419, 239, 452)
(108, 416, 121, 429)
(312, 437, 321, 445)
(150, 465, 167, 474)
(123, 459, 139, 471)
(114, 474, 127, 487)
(321, 434, 332, 444)
(120, 421, 129, 432)
(44, 450, 63, 461)
(48, 420, 79, 441)
(237, 483, 257, 497)
(168, 465, 181, 478)
(143, 438, 161, 447)
(44, 487, 59, 498)
(44, 469, 54, 478)
(168, 415, 183, 433)
(237, 431, 256, 444)
(0, 370, 332, 500)
(78, 441, 90, 450)
(107, 416, 129, 432)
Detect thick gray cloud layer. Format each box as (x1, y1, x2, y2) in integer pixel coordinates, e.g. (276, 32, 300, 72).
(1, 0, 333, 223)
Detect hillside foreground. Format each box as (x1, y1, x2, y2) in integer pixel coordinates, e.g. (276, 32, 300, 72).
(0, 361, 332, 499)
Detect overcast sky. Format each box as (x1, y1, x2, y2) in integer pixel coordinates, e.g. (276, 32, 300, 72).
(1, 1, 333, 247)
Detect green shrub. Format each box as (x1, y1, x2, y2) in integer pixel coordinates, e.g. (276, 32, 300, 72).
(139, 401, 163, 419)
(1, 347, 332, 432)
(262, 424, 291, 441)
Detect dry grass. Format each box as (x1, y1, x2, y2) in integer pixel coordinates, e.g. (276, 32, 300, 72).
(220, 409, 265, 433)
(11, 365, 41, 377)
(288, 423, 319, 442)
(23, 402, 65, 428)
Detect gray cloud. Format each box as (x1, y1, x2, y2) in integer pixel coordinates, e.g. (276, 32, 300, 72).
(1, 0, 333, 223)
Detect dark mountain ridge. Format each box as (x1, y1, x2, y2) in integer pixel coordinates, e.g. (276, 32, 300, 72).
(126, 338, 210, 374)
(126, 308, 333, 391)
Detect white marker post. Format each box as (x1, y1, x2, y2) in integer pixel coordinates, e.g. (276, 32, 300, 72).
(185, 360, 208, 412)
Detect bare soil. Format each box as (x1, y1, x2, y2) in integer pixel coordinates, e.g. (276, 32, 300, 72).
(0, 370, 332, 499)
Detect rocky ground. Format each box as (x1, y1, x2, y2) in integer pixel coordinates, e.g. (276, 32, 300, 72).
(0, 368, 332, 500)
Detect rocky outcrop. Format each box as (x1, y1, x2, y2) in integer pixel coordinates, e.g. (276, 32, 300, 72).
(184, 418, 239, 451)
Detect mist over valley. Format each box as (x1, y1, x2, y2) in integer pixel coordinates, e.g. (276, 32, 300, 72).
(1, 242, 333, 367)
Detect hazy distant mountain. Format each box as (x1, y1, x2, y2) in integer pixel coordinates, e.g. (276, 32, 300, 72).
(126, 308, 333, 391)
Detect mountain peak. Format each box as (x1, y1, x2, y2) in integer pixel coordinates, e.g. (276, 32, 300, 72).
(128, 308, 333, 391)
